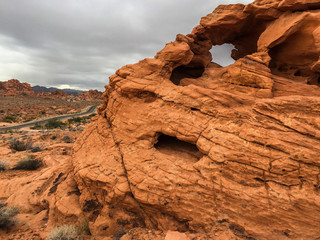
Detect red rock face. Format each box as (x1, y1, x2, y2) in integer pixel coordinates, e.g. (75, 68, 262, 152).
(76, 90, 102, 101)
(36, 90, 72, 99)
(0, 79, 35, 96)
(72, 0, 320, 239)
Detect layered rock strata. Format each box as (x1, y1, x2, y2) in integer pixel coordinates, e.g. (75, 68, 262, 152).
(72, 1, 320, 239)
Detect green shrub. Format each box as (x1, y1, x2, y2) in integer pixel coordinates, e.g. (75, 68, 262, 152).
(9, 139, 32, 151)
(3, 115, 17, 123)
(0, 161, 9, 171)
(51, 135, 57, 140)
(45, 119, 65, 129)
(0, 204, 19, 229)
(67, 114, 96, 126)
(47, 225, 80, 240)
(13, 155, 42, 170)
(63, 135, 72, 143)
(68, 117, 82, 125)
(30, 123, 44, 130)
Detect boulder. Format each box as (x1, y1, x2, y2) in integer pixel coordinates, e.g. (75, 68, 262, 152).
(73, 1, 320, 239)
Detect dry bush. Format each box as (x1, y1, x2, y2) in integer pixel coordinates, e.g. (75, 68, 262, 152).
(63, 135, 72, 143)
(9, 139, 32, 151)
(0, 204, 19, 229)
(0, 160, 9, 171)
(47, 225, 80, 240)
(45, 119, 66, 129)
(13, 155, 43, 170)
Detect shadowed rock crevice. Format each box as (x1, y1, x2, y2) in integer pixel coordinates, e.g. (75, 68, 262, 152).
(170, 64, 205, 85)
(154, 134, 203, 162)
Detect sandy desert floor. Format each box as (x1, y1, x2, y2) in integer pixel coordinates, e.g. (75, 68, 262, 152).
(0, 96, 101, 124)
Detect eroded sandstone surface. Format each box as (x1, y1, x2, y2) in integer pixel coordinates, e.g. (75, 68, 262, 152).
(76, 90, 103, 101)
(2, 0, 320, 239)
(72, 0, 320, 238)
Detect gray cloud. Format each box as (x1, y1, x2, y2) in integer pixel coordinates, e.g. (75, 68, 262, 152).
(0, 0, 253, 90)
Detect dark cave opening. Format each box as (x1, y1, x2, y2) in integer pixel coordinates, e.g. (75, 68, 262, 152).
(154, 134, 203, 162)
(268, 33, 320, 87)
(169, 64, 205, 86)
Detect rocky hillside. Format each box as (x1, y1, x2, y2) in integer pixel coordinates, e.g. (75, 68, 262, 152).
(0, 79, 102, 101)
(0, 79, 35, 96)
(1, 0, 320, 239)
(76, 90, 103, 101)
(36, 89, 71, 100)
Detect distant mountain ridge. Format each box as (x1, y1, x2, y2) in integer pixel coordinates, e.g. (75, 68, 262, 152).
(32, 85, 84, 96)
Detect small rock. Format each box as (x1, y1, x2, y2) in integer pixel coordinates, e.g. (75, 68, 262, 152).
(165, 231, 190, 240)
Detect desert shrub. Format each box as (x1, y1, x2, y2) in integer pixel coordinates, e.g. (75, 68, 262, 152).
(68, 117, 82, 125)
(31, 145, 42, 152)
(9, 138, 32, 151)
(78, 218, 90, 236)
(76, 127, 84, 132)
(63, 135, 72, 143)
(45, 119, 65, 129)
(23, 117, 36, 122)
(13, 155, 42, 170)
(0, 160, 9, 171)
(47, 225, 80, 240)
(3, 115, 17, 123)
(0, 204, 19, 229)
(30, 123, 44, 130)
(67, 114, 96, 126)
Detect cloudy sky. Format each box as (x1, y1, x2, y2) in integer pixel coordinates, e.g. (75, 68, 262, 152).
(0, 0, 252, 91)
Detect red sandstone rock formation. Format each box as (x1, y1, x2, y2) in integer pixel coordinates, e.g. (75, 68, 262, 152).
(0, 79, 35, 96)
(2, 0, 320, 239)
(75, 89, 103, 101)
(36, 89, 72, 99)
(72, 1, 320, 238)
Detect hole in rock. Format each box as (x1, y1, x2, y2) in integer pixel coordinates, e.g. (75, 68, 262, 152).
(210, 43, 236, 67)
(269, 32, 320, 87)
(154, 134, 203, 162)
(170, 63, 205, 86)
(294, 70, 301, 76)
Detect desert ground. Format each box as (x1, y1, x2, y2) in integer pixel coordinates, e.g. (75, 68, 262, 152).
(0, 109, 99, 240)
(0, 96, 100, 125)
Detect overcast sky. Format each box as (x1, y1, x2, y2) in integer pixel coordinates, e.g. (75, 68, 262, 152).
(0, 0, 252, 91)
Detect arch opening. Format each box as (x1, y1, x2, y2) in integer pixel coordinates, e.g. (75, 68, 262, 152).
(210, 43, 236, 67)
